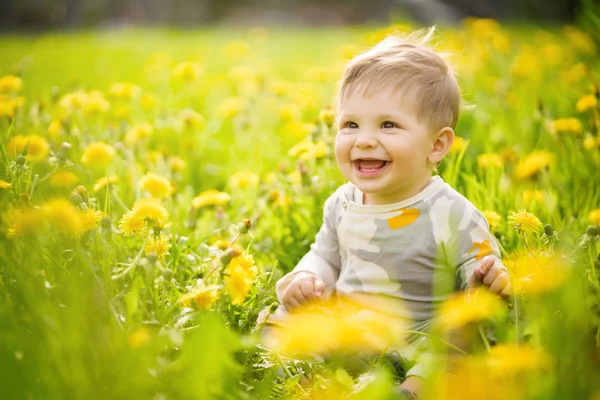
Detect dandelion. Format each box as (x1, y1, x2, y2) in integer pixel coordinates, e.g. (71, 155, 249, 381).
(172, 61, 202, 81)
(140, 93, 156, 111)
(180, 285, 220, 310)
(486, 344, 551, 376)
(82, 90, 110, 115)
(482, 210, 502, 231)
(224, 40, 250, 60)
(504, 250, 571, 294)
(139, 173, 172, 199)
(228, 171, 259, 190)
(477, 153, 504, 169)
(437, 289, 505, 331)
(118, 211, 146, 236)
(6, 208, 45, 238)
(109, 82, 142, 99)
(179, 107, 204, 130)
(576, 94, 597, 113)
(80, 208, 104, 232)
(128, 327, 151, 349)
(130, 198, 169, 227)
(7, 135, 50, 162)
(169, 157, 186, 172)
(42, 198, 84, 234)
(279, 104, 301, 122)
(191, 190, 230, 209)
(81, 142, 115, 168)
(552, 118, 582, 134)
(589, 209, 600, 226)
(49, 171, 79, 188)
(514, 150, 555, 181)
(217, 97, 246, 119)
(0, 180, 13, 189)
(508, 209, 542, 234)
(125, 123, 153, 146)
(0, 96, 25, 117)
(48, 119, 63, 136)
(93, 176, 117, 192)
(224, 263, 255, 305)
(0, 75, 23, 93)
(145, 235, 172, 260)
(583, 135, 599, 151)
(450, 136, 467, 153)
(314, 140, 329, 159)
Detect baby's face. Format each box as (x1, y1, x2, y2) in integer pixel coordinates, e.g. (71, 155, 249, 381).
(335, 87, 436, 205)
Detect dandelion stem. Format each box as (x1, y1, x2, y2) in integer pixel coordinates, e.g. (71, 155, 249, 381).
(111, 235, 148, 280)
(478, 325, 492, 352)
(400, 330, 468, 355)
(272, 351, 306, 394)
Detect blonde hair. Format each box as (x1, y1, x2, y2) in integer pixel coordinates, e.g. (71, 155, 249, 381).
(337, 27, 461, 131)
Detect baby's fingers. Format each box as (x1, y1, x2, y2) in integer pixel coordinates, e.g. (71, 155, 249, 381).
(489, 273, 510, 296)
(299, 280, 319, 301)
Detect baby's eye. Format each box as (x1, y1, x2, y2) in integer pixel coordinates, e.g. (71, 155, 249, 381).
(381, 121, 396, 129)
(346, 122, 359, 129)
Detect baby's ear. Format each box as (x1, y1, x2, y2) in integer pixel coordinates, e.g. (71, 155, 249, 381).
(428, 127, 454, 165)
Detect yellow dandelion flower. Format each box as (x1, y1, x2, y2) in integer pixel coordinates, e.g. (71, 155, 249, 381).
(128, 327, 151, 349)
(42, 198, 84, 234)
(93, 176, 118, 192)
(172, 61, 202, 81)
(140, 92, 156, 111)
(7, 134, 50, 163)
(228, 252, 257, 274)
(6, 208, 45, 238)
(145, 235, 172, 260)
(576, 94, 597, 113)
(268, 81, 289, 97)
(482, 210, 502, 231)
(514, 150, 555, 181)
(561, 63, 587, 84)
(0, 75, 23, 93)
(50, 171, 79, 188)
(552, 118, 582, 134)
(109, 82, 141, 99)
(224, 263, 255, 305)
(192, 286, 220, 310)
(217, 97, 246, 119)
(507, 209, 542, 234)
(179, 108, 204, 130)
(504, 250, 571, 294)
(228, 171, 259, 190)
(278, 104, 300, 122)
(82, 90, 110, 115)
(437, 289, 505, 331)
(81, 142, 115, 168)
(139, 173, 172, 199)
(169, 157, 186, 172)
(450, 136, 467, 154)
(80, 208, 104, 232)
(48, 119, 63, 136)
(130, 198, 169, 227)
(486, 344, 551, 376)
(224, 40, 250, 60)
(0, 180, 12, 189)
(589, 209, 600, 226)
(583, 135, 599, 150)
(477, 153, 504, 169)
(288, 140, 315, 159)
(563, 26, 596, 54)
(119, 211, 146, 236)
(191, 190, 230, 209)
(0, 96, 25, 118)
(124, 123, 153, 147)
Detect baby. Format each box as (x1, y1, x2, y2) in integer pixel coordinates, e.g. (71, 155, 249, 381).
(272, 28, 510, 399)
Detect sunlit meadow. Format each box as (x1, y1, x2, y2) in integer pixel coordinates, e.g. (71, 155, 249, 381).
(1, 20, 599, 399)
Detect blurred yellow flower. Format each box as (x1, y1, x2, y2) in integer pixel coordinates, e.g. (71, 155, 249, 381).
(48, 119, 63, 136)
(224, 40, 250, 60)
(449, 136, 467, 153)
(42, 198, 84, 234)
(6, 208, 45, 238)
(589, 209, 600, 226)
(562, 26, 596, 54)
(225, 260, 257, 305)
(583, 135, 599, 151)
(145, 235, 172, 260)
(128, 327, 151, 349)
(228, 171, 259, 190)
(552, 118, 582, 134)
(0, 75, 23, 92)
(0, 180, 12, 189)
(7, 134, 50, 162)
(81, 142, 115, 167)
(109, 82, 141, 99)
(0, 95, 25, 117)
(169, 157, 186, 172)
(125, 123, 153, 146)
(191, 189, 230, 209)
(482, 210, 501, 231)
(179, 108, 204, 130)
(140, 93, 156, 111)
(278, 104, 301, 122)
(561, 63, 587, 84)
(507, 209, 542, 234)
(522, 190, 544, 204)
(269, 81, 289, 96)
(50, 171, 79, 188)
(118, 211, 146, 237)
(80, 208, 104, 232)
(172, 61, 202, 81)
(514, 150, 555, 181)
(576, 94, 597, 113)
(437, 289, 505, 331)
(119, 198, 169, 236)
(93, 176, 117, 192)
(477, 153, 504, 169)
(180, 285, 220, 310)
(486, 344, 551, 376)
(139, 173, 172, 198)
(505, 250, 571, 294)
(217, 97, 246, 119)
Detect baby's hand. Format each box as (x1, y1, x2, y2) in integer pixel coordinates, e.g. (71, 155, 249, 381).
(468, 256, 511, 297)
(281, 272, 325, 311)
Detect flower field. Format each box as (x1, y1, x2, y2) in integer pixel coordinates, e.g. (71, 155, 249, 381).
(1, 20, 600, 399)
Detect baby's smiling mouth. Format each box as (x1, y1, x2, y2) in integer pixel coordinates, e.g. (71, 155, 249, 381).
(353, 159, 391, 175)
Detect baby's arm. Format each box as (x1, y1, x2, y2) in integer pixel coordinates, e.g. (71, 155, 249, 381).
(276, 192, 342, 310)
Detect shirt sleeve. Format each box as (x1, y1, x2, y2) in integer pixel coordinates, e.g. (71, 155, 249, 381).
(275, 190, 342, 302)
